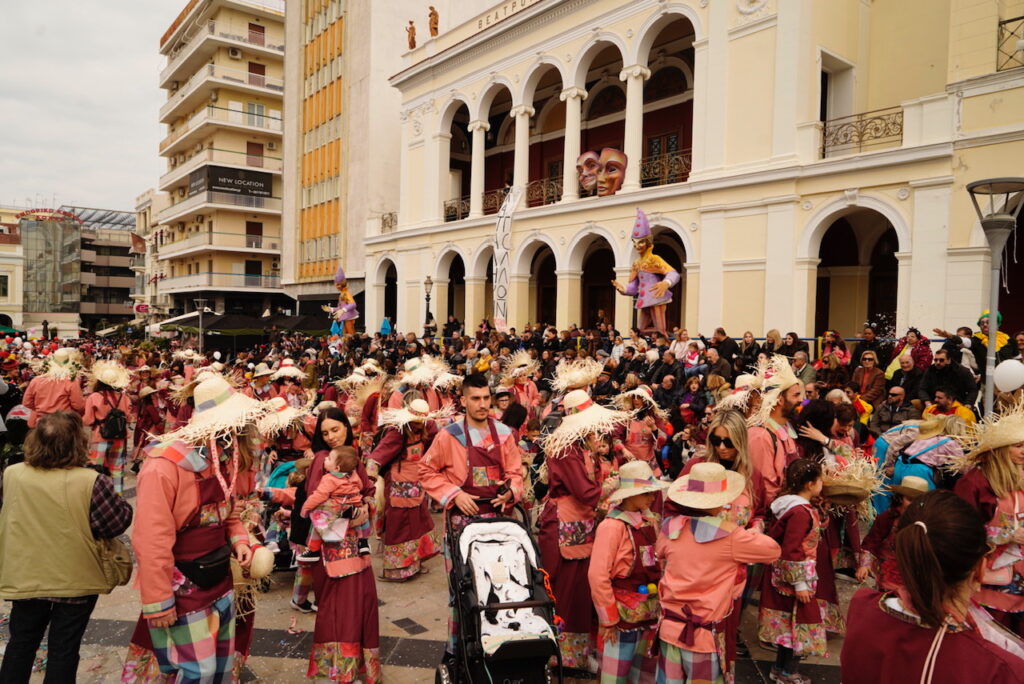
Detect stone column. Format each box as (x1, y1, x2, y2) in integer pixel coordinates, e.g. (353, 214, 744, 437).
(613, 265, 634, 335)
(432, 277, 450, 332)
(555, 269, 582, 330)
(508, 274, 531, 332)
(468, 120, 489, 217)
(464, 276, 487, 332)
(559, 87, 587, 202)
(429, 132, 452, 224)
(619, 64, 651, 192)
(510, 105, 535, 191)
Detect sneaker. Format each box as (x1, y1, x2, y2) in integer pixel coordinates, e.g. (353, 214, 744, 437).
(358, 540, 371, 556)
(290, 599, 317, 613)
(295, 550, 321, 563)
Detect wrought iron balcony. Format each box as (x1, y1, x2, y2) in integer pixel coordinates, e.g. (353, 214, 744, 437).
(443, 196, 470, 222)
(525, 177, 563, 207)
(998, 15, 1024, 71)
(640, 150, 693, 188)
(821, 107, 903, 158)
(482, 188, 509, 215)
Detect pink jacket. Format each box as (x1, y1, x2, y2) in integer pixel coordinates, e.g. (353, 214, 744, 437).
(23, 376, 85, 427)
(588, 510, 658, 626)
(301, 470, 362, 515)
(83, 391, 134, 442)
(420, 419, 524, 509)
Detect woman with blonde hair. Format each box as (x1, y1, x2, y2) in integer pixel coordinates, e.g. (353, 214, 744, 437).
(763, 329, 783, 356)
(953, 400, 1024, 635)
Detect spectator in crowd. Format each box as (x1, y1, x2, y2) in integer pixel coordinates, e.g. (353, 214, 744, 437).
(738, 330, 761, 370)
(888, 354, 924, 410)
(891, 328, 933, 372)
(867, 385, 922, 436)
(851, 325, 891, 368)
(653, 374, 680, 411)
(918, 348, 978, 407)
(851, 351, 886, 406)
(706, 348, 733, 383)
(792, 351, 816, 386)
(923, 388, 977, 424)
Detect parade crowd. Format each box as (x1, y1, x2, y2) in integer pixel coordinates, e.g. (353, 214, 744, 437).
(0, 311, 1024, 683)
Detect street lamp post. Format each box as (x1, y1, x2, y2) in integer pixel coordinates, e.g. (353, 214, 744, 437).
(423, 276, 435, 339)
(966, 178, 1024, 415)
(194, 298, 209, 355)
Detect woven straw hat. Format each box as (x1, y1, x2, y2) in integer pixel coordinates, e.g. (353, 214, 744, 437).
(160, 375, 268, 445)
(614, 385, 667, 418)
(956, 397, 1024, 465)
(271, 358, 307, 381)
(91, 360, 132, 390)
(403, 356, 448, 387)
(315, 400, 337, 414)
(173, 349, 201, 361)
(916, 415, 951, 440)
(139, 386, 158, 399)
(433, 372, 463, 391)
(336, 368, 368, 390)
(889, 475, 930, 500)
(748, 355, 801, 427)
(551, 358, 604, 394)
(252, 363, 274, 378)
(607, 460, 669, 503)
(501, 349, 539, 385)
(257, 396, 310, 438)
(667, 462, 745, 510)
(541, 389, 632, 457)
(379, 398, 452, 430)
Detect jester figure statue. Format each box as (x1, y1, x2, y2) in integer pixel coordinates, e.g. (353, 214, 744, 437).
(612, 208, 680, 337)
(323, 265, 359, 336)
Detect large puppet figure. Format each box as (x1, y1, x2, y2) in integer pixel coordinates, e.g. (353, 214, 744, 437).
(612, 208, 680, 336)
(324, 265, 358, 336)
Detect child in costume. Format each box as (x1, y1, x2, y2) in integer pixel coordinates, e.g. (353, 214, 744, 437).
(856, 475, 929, 591)
(657, 462, 781, 684)
(758, 458, 827, 683)
(300, 446, 370, 559)
(587, 461, 668, 684)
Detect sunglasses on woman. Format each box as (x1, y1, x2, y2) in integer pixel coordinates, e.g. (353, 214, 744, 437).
(708, 434, 735, 449)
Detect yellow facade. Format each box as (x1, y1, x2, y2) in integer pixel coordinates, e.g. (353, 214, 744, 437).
(153, 0, 288, 316)
(364, 0, 1024, 338)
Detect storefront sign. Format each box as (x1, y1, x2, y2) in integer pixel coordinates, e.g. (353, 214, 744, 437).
(134, 304, 150, 314)
(189, 166, 272, 197)
(475, 0, 542, 32)
(15, 208, 83, 224)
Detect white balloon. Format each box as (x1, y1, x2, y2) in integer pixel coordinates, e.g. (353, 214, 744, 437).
(213, 351, 222, 360)
(994, 359, 1024, 393)
(11, 339, 21, 347)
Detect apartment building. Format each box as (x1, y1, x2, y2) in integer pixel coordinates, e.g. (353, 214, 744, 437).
(154, 0, 290, 317)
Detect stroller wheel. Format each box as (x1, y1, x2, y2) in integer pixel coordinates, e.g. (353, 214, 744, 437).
(434, 662, 453, 684)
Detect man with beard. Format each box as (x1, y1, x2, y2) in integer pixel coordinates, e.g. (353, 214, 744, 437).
(746, 356, 804, 507)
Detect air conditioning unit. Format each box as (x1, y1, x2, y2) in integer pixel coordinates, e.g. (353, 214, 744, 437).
(228, 47, 242, 60)
(271, 260, 280, 269)
(177, 188, 186, 198)
(266, 141, 278, 150)
(209, 89, 219, 103)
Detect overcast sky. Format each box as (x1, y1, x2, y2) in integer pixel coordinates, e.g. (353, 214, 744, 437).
(0, 1, 183, 211)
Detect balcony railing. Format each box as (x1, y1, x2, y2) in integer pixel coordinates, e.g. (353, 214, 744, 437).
(998, 15, 1024, 71)
(161, 19, 284, 86)
(443, 196, 470, 222)
(158, 231, 282, 257)
(380, 212, 397, 234)
(525, 177, 563, 207)
(161, 105, 282, 152)
(160, 63, 284, 121)
(159, 190, 282, 223)
(161, 147, 283, 188)
(822, 106, 903, 158)
(640, 150, 693, 188)
(482, 188, 509, 215)
(160, 271, 282, 290)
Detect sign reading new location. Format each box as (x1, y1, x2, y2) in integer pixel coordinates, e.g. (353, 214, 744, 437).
(188, 166, 272, 197)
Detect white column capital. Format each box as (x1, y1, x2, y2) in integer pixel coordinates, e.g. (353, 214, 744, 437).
(464, 276, 488, 285)
(555, 269, 583, 278)
(509, 104, 535, 119)
(468, 119, 491, 133)
(559, 86, 588, 102)
(433, 132, 453, 141)
(619, 64, 652, 82)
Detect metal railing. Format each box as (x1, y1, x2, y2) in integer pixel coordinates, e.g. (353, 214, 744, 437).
(160, 63, 284, 120)
(443, 196, 470, 222)
(159, 191, 282, 223)
(380, 212, 397, 234)
(998, 15, 1024, 71)
(158, 231, 282, 257)
(161, 147, 283, 186)
(482, 188, 508, 215)
(640, 149, 693, 188)
(525, 177, 563, 207)
(160, 271, 282, 290)
(821, 106, 903, 158)
(160, 104, 282, 152)
(162, 19, 284, 85)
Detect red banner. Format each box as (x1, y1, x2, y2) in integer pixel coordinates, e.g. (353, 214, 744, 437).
(130, 232, 146, 254)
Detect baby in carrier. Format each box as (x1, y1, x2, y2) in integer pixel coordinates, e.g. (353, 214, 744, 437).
(300, 446, 370, 559)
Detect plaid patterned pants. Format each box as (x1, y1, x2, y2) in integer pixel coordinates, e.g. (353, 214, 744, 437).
(656, 639, 723, 684)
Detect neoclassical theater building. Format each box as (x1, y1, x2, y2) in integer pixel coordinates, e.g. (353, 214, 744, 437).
(364, 0, 1024, 338)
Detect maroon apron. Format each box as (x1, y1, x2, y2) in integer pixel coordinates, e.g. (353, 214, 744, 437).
(130, 473, 233, 647)
(609, 521, 661, 628)
(460, 418, 505, 515)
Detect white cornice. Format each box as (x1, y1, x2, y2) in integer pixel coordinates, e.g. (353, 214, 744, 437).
(727, 14, 776, 40)
(947, 68, 1024, 98)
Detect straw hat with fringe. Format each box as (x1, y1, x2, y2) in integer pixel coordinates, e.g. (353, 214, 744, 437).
(90, 360, 132, 391)
(379, 398, 453, 431)
(550, 358, 604, 394)
(173, 349, 202, 362)
(361, 359, 382, 376)
(139, 386, 158, 400)
(607, 460, 668, 503)
(614, 385, 668, 421)
(889, 475, 930, 500)
(949, 397, 1024, 474)
(32, 348, 83, 381)
(271, 358, 307, 381)
(159, 375, 269, 446)
(402, 356, 449, 387)
(336, 368, 369, 391)
(501, 350, 539, 386)
(747, 355, 801, 427)
(315, 400, 338, 414)
(542, 389, 633, 457)
(251, 363, 274, 379)
(433, 372, 463, 392)
(257, 396, 311, 438)
(351, 375, 387, 416)
(822, 454, 886, 513)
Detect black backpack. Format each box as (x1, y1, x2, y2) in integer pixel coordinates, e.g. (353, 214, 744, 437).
(100, 391, 128, 440)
